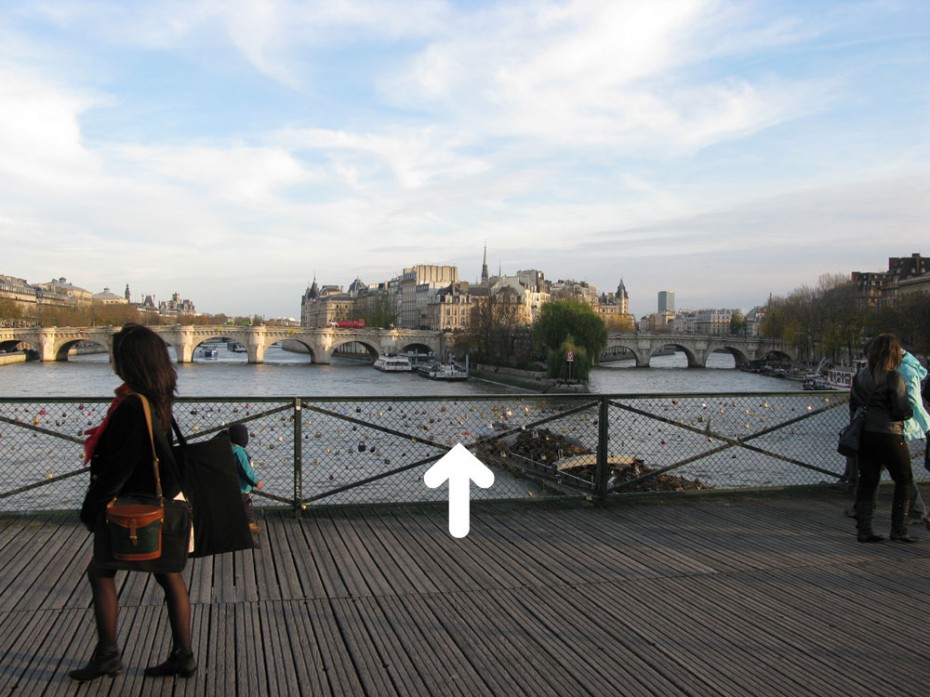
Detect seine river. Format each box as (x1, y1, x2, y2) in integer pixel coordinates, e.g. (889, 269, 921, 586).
(0, 345, 803, 397)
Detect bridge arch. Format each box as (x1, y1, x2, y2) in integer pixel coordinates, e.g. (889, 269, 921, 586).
(601, 333, 794, 369)
(53, 337, 111, 362)
(704, 345, 750, 369)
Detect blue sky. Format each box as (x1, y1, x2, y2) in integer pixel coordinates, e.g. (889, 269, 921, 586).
(1, 0, 927, 319)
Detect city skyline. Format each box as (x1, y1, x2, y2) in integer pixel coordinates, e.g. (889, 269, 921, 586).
(1, 1, 928, 319)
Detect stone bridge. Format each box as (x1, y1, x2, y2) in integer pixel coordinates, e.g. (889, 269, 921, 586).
(601, 332, 792, 368)
(0, 325, 445, 365)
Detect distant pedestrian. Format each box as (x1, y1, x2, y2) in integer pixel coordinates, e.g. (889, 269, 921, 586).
(229, 424, 263, 533)
(850, 334, 915, 543)
(899, 350, 930, 527)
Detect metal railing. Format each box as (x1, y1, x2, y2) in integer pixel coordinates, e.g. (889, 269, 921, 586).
(2, 391, 912, 514)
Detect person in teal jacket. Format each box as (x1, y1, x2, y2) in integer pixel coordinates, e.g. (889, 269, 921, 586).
(899, 351, 930, 526)
(229, 424, 263, 533)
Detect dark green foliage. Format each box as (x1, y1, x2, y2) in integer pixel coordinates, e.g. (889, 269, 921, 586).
(533, 301, 607, 381)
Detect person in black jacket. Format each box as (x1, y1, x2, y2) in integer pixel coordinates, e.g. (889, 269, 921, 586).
(849, 333, 915, 543)
(69, 324, 197, 681)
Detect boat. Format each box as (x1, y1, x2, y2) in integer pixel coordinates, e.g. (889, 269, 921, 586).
(417, 359, 469, 381)
(373, 355, 413, 372)
(227, 340, 247, 353)
(200, 345, 219, 359)
(802, 376, 833, 391)
(825, 359, 867, 391)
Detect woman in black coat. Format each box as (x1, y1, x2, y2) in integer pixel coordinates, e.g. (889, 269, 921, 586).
(849, 333, 915, 543)
(69, 324, 196, 681)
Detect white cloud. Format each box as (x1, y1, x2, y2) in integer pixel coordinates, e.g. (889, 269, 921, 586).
(0, 66, 102, 188)
(0, 0, 927, 319)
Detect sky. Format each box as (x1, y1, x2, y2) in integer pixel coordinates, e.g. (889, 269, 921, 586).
(1, 0, 928, 320)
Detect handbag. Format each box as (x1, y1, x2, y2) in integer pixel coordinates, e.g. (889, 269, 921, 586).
(170, 422, 253, 557)
(94, 497, 192, 573)
(95, 395, 192, 572)
(837, 407, 867, 457)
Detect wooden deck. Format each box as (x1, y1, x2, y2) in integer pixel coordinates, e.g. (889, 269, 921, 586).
(2, 486, 930, 695)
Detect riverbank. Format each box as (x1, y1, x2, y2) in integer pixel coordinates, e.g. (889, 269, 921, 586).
(0, 352, 28, 366)
(470, 363, 588, 393)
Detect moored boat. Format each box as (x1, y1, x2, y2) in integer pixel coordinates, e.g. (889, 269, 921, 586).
(417, 360, 469, 381)
(825, 359, 866, 390)
(802, 376, 833, 391)
(373, 355, 413, 372)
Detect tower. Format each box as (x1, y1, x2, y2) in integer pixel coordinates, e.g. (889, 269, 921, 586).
(658, 291, 675, 314)
(481, 242, 489, 285)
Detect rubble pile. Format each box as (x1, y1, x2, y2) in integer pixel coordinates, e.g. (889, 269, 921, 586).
(480, 427, 709, 492)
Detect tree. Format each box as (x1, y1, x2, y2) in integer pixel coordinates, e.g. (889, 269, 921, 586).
(729, 310, 746, 336)
(464, 288, 536, 367)
(532, 300, 607, 381)
(354, 294, 397, 329)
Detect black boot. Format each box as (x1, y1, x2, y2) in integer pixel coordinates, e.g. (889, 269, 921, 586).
(891, 498, 919, 543)
(855, 503, 883, 543)
(144, 647, 197, 678)
(68, 643, 122, 681)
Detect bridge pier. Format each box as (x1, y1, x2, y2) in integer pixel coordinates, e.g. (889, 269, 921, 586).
(246, 326, 266, 364)
(38, 328, 59, 362)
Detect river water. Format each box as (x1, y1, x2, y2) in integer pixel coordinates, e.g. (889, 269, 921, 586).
(0, 346, 803, 397)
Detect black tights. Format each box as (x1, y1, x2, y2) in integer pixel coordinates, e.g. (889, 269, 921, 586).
(87, 564, 191, 652)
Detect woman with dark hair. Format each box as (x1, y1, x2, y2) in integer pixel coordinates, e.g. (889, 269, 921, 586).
(850, 333, 915, 543)
(69, 324, 196, 681)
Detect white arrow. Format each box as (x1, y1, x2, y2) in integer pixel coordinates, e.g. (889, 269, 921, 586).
(423, 443, 495, 538)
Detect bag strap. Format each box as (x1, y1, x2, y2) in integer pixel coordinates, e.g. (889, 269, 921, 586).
(137, 394, 164, 504)
(171, 418, 189, 448)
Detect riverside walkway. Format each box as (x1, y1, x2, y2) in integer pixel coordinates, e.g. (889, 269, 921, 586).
(1, 487, 929, 696)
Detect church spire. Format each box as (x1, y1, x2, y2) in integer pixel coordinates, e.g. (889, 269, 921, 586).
(481, 241, 489, 285)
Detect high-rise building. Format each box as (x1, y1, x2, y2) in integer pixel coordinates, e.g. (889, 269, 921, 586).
(658, 291, 675, 314)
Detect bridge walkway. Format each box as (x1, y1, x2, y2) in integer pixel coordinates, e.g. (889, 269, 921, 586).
(1, 487, 928, 695)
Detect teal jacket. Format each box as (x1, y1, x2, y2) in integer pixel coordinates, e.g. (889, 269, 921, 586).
(232, 443, 260, 493)
(898, 351, 930, 442)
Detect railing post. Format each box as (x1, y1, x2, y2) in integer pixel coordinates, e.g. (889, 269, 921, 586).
(293, 398, 303, 518)
(594, 396, 609, 499)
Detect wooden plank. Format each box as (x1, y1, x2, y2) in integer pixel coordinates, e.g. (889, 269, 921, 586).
(329, 596, 401, 695)
(179, 603, 210, 697)
(299, 515, 352, 599)
(258, 600, 316, 696)
(265, 513, 314, 600)
(4, 489, 930, 696)
(379, 593, 492, 697)
(278, 514, 328, 600)
(235, 602, 264, 696)
(306, 598, 366, 695)
(418, 592, 535, 697)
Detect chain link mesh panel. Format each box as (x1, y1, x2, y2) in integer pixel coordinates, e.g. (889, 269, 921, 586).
(1, 390, 913, 513)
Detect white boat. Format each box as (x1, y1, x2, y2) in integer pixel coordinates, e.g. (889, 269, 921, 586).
(825, 359, 867, 390)
(373, 355, 413, 372)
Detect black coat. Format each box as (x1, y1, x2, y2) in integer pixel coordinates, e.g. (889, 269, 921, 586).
(850, 368, 913, 436)
(80, 394, 182, 530)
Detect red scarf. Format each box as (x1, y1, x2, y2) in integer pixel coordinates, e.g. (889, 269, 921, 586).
(83, 383, 133, 465)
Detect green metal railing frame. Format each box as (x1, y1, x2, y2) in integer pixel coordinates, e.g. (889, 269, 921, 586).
(0, 392, 857, 515)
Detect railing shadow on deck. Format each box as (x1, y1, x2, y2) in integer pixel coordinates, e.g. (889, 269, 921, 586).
(2, 390, 907, 515)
